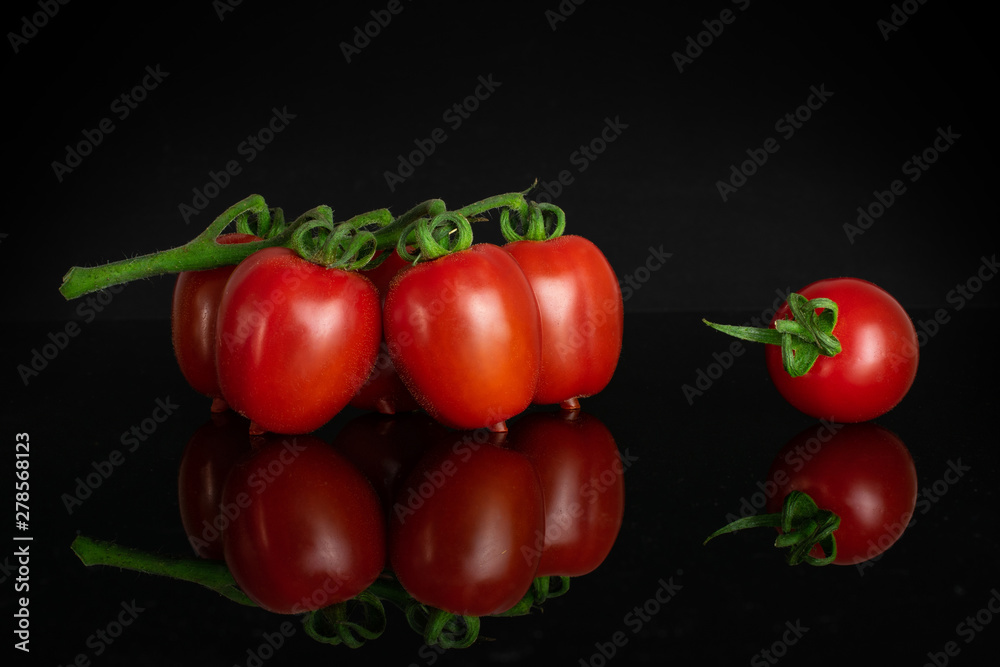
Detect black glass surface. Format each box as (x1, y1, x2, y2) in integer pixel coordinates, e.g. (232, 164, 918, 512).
(3, 306, 998, 665)
(4, 2, 997, 665)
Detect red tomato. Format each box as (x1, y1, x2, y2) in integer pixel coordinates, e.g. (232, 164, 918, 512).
(350, 250, 420, 414)
(389, 432, 545, 616)
(765, 278, 918, 422)
(222, 435, 386, 613)
(216, 247, 381, 434)
(511, 410, 625, 577)
(177, 411, 252, 559)
(171, 233, 259, 409)
(384, 244, 541, 430)
(504, 235, 623, 408)
(764, 422, 918, 565)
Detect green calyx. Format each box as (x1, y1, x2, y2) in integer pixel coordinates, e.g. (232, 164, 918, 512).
(702, 292, 842, 377)
(703, 491, 841, 566)
(395, 211, 474, 263)
(500, 200, 566, 243)
(303, 591, 387, 648)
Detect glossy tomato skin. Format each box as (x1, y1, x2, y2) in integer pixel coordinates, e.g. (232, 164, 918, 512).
(389, 433, 545, 616)
(171, 233, 259, 402)
(177, 411, 252, 559)
(222, 435, 386, 613)
(350, 250, 420, 414)
(764, 422, 918, 565)
(504, 235, 623, 406)
(384, 244, 542, 430)
(765, 278, 918, 422)
(216, 247, 381, 434)
(511, 410, 625, 577)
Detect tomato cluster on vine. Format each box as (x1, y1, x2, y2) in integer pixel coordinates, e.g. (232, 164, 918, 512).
(169, 192, 623, 436)
(59, 188, 628, 646)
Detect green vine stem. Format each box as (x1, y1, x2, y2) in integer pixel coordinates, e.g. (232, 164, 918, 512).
(70, 534, 256, 606)
(702, 292, 842, 377)
(703, 490, 841, 566)
(59, 187, 548, 300)
(70, 535, 557, 648)
(59, 195, 288, 300)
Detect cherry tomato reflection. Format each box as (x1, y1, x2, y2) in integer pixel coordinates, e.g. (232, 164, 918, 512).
(177, 411, 252, 559)
(510, 410, 626, 577)
(765, 422, 918, 566)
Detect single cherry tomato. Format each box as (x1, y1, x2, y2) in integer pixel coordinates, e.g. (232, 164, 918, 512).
(171, 233, 259, 409)
(384, 244, 542, 430)
(222, 434, 386, 613)
(177, 411, 252, 559)
(216, 247, 381, 434)
(504, 235, 623, 408)
(764, 278, 918, 422)
(389, 432, 545, 616)
(350, 250, 420, 414)
(764, 422, 918, 565)
(511, 410, 625, 577)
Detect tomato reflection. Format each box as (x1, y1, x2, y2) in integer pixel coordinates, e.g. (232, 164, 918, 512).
(176, 407, 626, 617)
(177, 410, 252, 559)
(331, 411, 448, 524)
(510, 410, 626, 577)
(764, 422, 918, 566)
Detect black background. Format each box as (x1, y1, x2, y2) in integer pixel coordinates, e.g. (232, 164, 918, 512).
(2, 1, 998, 666)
